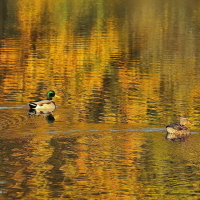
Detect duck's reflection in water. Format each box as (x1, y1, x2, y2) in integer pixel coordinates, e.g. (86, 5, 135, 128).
(28, 109, 55, 123)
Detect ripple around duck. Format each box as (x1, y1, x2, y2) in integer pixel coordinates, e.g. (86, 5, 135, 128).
(0, 105, 26, 109)
(45, 128, 167, 135)
(0, 115, 26, 130)
(0, 106, 28, 130)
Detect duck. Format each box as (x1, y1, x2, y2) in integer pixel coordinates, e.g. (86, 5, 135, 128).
(166, 116, 190, 140)
(29, 90, 57, 113)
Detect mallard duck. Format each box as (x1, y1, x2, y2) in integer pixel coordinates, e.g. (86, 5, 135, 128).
(29, 90, 57, 113)
(166, 116, 190, 140)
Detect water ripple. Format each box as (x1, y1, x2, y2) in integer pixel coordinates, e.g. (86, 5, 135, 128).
(0, 105, 26, 109)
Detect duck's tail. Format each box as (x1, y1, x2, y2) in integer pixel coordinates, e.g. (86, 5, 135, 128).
(29, 102, 37, 109)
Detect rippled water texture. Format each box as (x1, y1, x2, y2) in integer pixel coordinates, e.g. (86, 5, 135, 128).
(1, 0, 200, 199)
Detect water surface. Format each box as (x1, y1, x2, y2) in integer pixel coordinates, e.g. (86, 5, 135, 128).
(1, 0, 200, 199)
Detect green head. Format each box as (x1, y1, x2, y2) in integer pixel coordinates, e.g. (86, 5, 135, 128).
(46, 90, 56, 100)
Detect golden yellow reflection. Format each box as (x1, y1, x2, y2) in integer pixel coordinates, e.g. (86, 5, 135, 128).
(1, 0, 200, 199)
(1, 0, 200, 126)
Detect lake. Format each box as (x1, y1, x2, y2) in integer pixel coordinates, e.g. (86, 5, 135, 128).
(1, 0, 200, 199)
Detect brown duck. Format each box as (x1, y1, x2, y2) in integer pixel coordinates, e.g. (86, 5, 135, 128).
(166, 116, 190, 140)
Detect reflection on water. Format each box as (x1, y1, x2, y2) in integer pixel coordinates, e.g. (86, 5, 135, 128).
(28, 110, 55, 123)
(1, 118, 200, 199)
(1, 0, 200, 199)
(0, 0, 200, 125)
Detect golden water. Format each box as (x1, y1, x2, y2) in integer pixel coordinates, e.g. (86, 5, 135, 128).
(1, 0, 200, 199)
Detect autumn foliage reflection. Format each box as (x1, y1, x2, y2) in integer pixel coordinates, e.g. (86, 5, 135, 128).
(1, 0, 200, 199)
